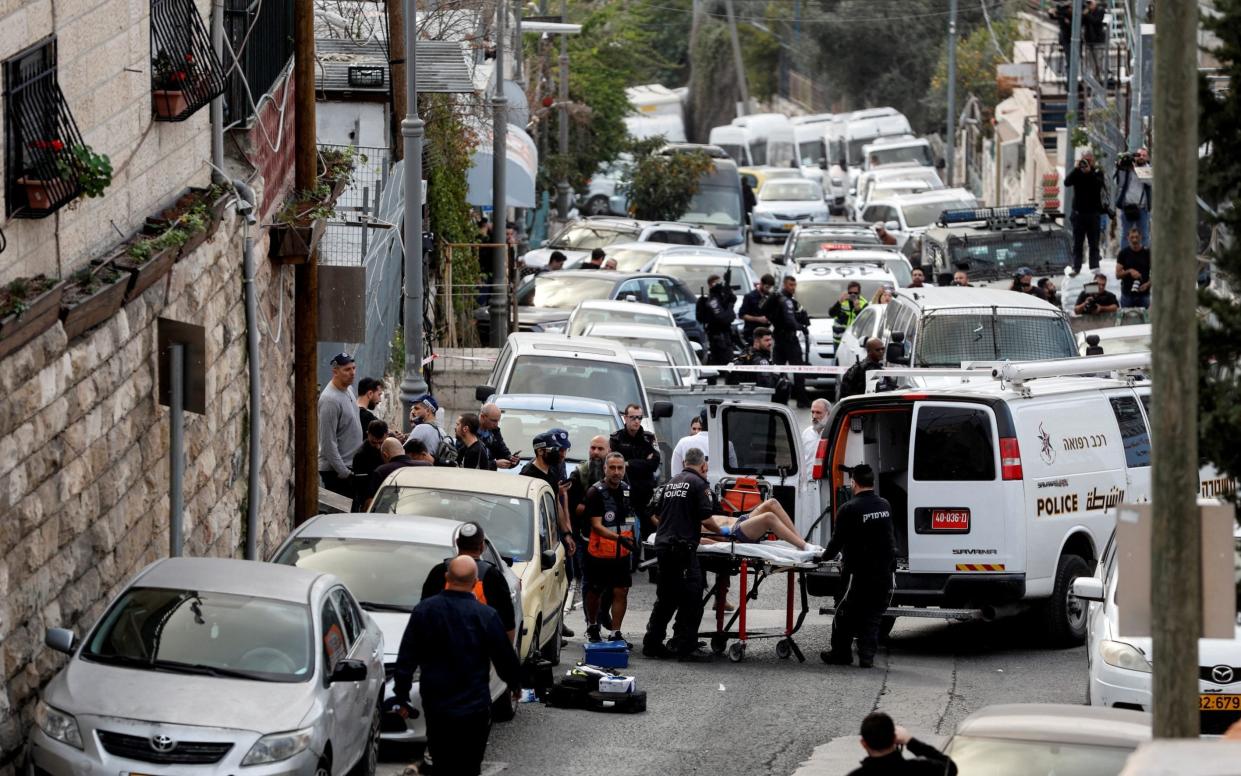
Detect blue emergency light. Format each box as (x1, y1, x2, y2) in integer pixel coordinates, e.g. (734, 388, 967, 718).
(938, 204, 1040, 225)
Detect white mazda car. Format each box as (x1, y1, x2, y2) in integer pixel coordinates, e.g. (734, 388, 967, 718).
(1074, 525, 1241, 735)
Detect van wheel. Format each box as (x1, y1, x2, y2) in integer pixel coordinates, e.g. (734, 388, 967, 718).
(1041, 554, 1090, 647)
(584, 195, 610, 216)
(492, 684, 518, 722)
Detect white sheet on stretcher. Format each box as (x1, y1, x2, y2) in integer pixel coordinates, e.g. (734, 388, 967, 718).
(644, 536, 822, 569)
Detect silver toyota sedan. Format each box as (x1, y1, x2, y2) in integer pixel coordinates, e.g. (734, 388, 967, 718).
(26, 557, 384, 775)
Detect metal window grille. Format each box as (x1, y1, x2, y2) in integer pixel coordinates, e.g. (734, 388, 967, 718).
(222, 0, 294, 125)
(149, 0, 228, 122)
(3, 38, 87, 218)
(916, 307, 1079, 366)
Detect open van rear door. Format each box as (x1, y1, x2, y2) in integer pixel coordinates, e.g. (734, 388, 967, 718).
(707, 402, 818, 535)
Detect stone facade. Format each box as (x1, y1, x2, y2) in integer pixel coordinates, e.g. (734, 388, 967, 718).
(0, 208, 296, 771)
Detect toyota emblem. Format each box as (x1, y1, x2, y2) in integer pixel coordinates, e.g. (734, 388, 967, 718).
(1211, 665, 1235, 684)
(150, 734, 177, 753)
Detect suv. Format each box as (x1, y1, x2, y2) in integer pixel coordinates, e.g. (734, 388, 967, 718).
(520, 217, 716, 270)
(919, 204, 1073, 285)
(858, 188, 978, 254)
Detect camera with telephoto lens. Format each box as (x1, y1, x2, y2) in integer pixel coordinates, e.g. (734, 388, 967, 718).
(1117, 152, 1135, 170)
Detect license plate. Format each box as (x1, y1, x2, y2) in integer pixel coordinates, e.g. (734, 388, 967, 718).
(783, 223, 794, 230)
(1200, 694, 1241, 711)
(931, 509, 970, 531)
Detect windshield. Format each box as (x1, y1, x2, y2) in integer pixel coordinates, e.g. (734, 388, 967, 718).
(274, 538, 445, 612)
(568, 307, 671, 334)
(903, 197, 978, 228)
(639, 363, 682, 388)
(82, 587, 312, 682)
(520, 275, 616, 309)
(748, 141, 767, 166)
(1081, 334, 1152, 356)
(369, 487, 534, 560)
(948, 232, 1072, 279)
(717, 143, 745, 164)
(549, 225, 633, 250)
(945, 735, 1136, 776)
(767, 140, 797, 167)
(606, 247, 659, 272)
(848, 137, 875, 162)
(654, 262, 746, 293)
(799, 139, 826, 167)
(506, 355, 645, 415)
(492, 407, 618, 460)
(916, 312, 1077, 366)
(613, 336, 689, 365)
(870, 145, 933, 167)
(684, 184, 742, 227)
(797, 278, 890, 317)
(760, 181, 820, 201)
(792, 232, 880, 258)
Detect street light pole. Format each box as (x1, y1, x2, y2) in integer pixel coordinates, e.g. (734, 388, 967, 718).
(556, 0, 571, 218)
(945, 0, 958, 185)
(399, 0, 428, 426)
(489, 0, 510, 346)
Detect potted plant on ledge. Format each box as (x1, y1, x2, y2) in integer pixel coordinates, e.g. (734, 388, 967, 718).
(152, 50, 193, 119)
(0, 275, 64, 359)
(60, 264, 129, 341)
(268, 184, 337, 263)
(114, 225, 187, 303)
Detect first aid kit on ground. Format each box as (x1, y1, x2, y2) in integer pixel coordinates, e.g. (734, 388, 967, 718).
(597, 675, 637, 694)
(583, 639, 629, 669)
(545, 664, 646, 713)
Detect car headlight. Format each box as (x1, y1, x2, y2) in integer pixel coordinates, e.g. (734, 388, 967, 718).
(35, 700, 82, 749)
(1099, 640, 1152, 673)
(241, 728, 314, 766)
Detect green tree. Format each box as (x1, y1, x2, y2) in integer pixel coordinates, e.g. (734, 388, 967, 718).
(929, 17, 1020, 130)
(623, 139, 715, 221)
(1198, 0, 1241, 492)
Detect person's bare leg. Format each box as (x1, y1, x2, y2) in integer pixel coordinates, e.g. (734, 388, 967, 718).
(749, 498, 796, 532)
(737, 512, 809, 549)
(584, 589, 601, 628)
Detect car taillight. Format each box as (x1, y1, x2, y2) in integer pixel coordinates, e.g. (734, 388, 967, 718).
(811, 439, 828, 479)
(1000, 437, 1023, 480)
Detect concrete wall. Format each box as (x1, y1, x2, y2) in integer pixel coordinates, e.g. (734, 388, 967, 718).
(0, 0, 216, 284)
(0, 207, 296, 772)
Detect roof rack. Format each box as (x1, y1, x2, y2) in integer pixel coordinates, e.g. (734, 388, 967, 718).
(861, 353, 1152, 393)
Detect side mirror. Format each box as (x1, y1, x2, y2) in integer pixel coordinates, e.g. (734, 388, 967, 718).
(1071, 577, 1105, 602)
(475, 385, 496, 403)
(45, 627, 76, 655)
(540, 549, 558, 570)
(884, 220, 899, 233)
(651, 401, 674, 420)
(936, 158, 947, 171)
(832, 324, 846, 337)
(690, 341, 704, 357)
(502, 555, 515, 567)
(818, 157, 828, 170)
(771, 253, 786, 265)
(624, 294, 639, 303)
(329, 658, 368, 683)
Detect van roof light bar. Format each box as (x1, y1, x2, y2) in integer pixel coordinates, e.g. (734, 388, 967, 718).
(937, 204, 1040, 227)
(992, 352, 1151, 385)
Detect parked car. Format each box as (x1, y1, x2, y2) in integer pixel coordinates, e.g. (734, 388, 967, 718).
(773, 222, 883, 271)
(369, 469, 572, 666)
(799, 247, 914, 287)
(519, 217, 715, 270)
(476, 269, 706, 346)
(834, 303, 886, 368)
(858, 188, 979, 253)
(851, 165, 945, 221)
(566, 299, 677, 336)
(1077, 323, 1152, 356)
(792, 262, 899, 389)
(860, 135, 935, 171)
(1074, 523, 1241, 734)
(580, 322, 702, 374)
(578, 154, 632, 216)
(942, 703, 1151, 776)
(751, 178, 830, 242)
(491, 393, 624, 473)
(564, 241, 669, 272)
(270, 514, 522, 743)
(644, 248, 759, 311)
(29, 557, 384, 776)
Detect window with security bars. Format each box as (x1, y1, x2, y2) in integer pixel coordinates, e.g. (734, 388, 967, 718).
(3, 38, 87, 218)
(914, 308, 1079, 366)
(150, 0, 227, 121)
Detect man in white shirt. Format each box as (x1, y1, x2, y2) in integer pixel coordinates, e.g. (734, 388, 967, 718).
(670, 410, 710, 474)
(802, 398, 830, 471)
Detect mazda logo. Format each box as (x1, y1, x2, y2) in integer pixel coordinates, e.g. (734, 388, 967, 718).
(150, 734, 177, 753)
(1211, 665, 1235, 684)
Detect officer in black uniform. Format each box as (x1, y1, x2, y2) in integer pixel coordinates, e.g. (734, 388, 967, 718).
(697, 273, 738, 365)
(820, 464, 897, 668)
(609, 405, 662, 540)
(728, 326, 790, 404)
(419, 522, 517, 644)
(642, 446, 721, 662)
(738, 274, 776, 342)
(763, 275, 812, 408)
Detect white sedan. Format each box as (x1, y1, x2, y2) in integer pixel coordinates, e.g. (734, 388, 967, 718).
(1073, 525, 1241, 735)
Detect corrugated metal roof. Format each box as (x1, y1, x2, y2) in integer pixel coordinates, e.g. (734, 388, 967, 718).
(315, 38, 474, 95)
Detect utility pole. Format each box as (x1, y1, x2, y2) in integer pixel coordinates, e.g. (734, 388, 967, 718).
(1150, 0, 1200, 740)
(387, 0, 406, 160)
(292, 0, 318, 523)
(556, 0, 571, 218)
(1063, 0, 1084, 215)
(1127, 0, 1150, 152)
(724, 0, 750, 117)
(945, 0, 958, 185)
(488, 0, 510, 346)
(398, 0, 428, 424)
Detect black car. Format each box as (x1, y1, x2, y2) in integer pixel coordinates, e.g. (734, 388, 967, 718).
(475, 269, 708, 347)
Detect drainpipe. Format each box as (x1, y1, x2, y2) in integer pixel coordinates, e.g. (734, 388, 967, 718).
(233, 180, 261, 559)
(210, 0, 225, 184)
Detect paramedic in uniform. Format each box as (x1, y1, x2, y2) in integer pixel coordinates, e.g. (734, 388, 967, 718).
(820, 464, 897, 668)
(643, 447, 722, 662)
(583, 452, 639, 646)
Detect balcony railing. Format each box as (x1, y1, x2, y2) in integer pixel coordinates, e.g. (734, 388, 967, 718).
(150, 0, 228, 121)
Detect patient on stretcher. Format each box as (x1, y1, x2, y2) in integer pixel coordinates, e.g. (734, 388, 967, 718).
(704, 499, 824, 555)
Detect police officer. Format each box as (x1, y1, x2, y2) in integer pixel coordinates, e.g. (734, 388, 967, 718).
(420, 522, 517, 644)
(763, 275, 812, 408)
(819, 464, 897, 668)
(584, 452, 639, 646)
(643, 447, 722, 662)
(738, 273, 776, 341)
(390, 556, 521, 776)
(697, 273, 738, 365)
(728, 327, 790, 404)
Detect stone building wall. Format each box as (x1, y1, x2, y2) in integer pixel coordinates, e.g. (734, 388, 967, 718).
(0, 205, 296, 771)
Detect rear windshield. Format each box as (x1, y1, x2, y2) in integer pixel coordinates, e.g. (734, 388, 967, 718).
(903, 197, 978, 229)
(869, 145, 933, 167)
(792, 232, 880, 258)
(797, 277, 891, 317)
(369, 487, 534, 560)
(549, 225, 635, 250)
(274, 538, 445, 612)
(568, 307, 671, 334)
(948, 231, 1073, 280)
(506, 355, 645, 415)
(915, 312, 1077, 366)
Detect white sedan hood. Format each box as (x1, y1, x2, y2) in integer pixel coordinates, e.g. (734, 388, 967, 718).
(520, 247, 589, 269)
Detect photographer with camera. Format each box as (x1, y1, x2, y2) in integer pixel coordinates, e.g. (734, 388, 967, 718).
(1073, 271, 1121, 316)
(1114, 150, 1151, 247)
(829, 280, 869, 338)
(1116, 226, 1152, 308)
(697, 272, 738, 365)
(1064, 152, 1109, 275)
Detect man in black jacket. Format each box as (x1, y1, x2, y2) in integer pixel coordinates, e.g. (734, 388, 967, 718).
(697, 273, 738, 365)
(763, 275, 812, 408)
(1064, 153, 1108, 275)
(820, 464, 897, 668)
(390, 556, 522, 776)
(847, 712, 958, 775)
(609, 405, 661, 538)
(738, 273, 775, 341)
(419, 522, 517, 644)
(837, 339, 886, 401)
(729, 327, 788, 403)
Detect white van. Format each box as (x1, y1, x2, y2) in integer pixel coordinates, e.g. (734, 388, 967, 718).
(732, 113, 797, 168)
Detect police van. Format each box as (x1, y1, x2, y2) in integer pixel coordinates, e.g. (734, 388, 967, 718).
(701, 354, 1227, 646)
(919, 204, 1072, 285)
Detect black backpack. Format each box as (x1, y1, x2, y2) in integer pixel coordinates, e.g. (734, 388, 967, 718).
(433, 429, 460, 467)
